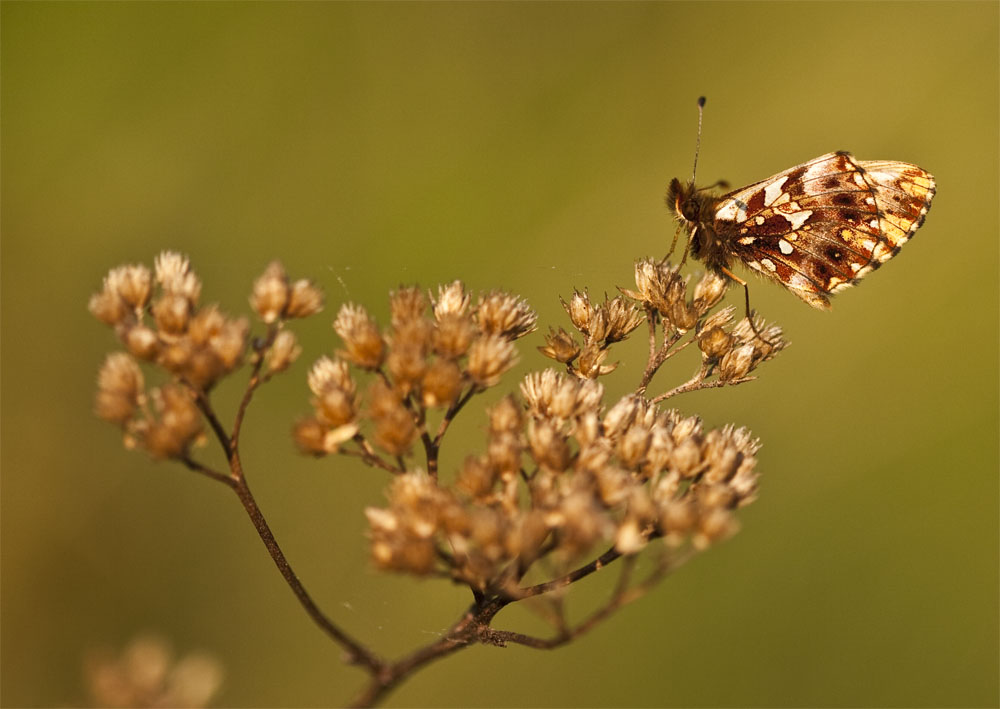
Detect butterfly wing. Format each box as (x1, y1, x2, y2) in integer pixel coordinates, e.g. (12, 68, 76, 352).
(713, 152, 935, 309)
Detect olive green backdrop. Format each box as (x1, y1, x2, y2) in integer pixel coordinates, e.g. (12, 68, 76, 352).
(3, 2, 997, 707)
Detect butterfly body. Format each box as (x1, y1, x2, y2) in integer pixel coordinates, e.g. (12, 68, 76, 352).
(668, 151, 936, 309)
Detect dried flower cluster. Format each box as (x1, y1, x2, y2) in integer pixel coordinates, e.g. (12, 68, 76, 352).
(90, 252, 788, 707)
(293, 282, 536, 459)
(365, 370, 759, 589)
(91, 253, 322, 458)
(84, 635, 223, 709)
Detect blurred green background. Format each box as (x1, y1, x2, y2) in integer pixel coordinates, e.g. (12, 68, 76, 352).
(3, 2, 997, 707)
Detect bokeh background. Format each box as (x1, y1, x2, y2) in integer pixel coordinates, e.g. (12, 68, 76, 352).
(3, 2, 997, 707)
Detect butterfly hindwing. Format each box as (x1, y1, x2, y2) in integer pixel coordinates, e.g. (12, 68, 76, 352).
(706, 152, 935, 309)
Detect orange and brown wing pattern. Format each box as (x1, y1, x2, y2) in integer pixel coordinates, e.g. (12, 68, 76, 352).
(713, 152, 935, 309)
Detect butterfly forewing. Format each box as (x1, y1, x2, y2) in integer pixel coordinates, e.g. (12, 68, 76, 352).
(706, 151, 935, 309)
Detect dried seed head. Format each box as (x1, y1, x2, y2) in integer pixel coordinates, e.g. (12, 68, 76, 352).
(666, 299, 697, 332)
(488, 395, 523, 434)
(124, 325, 160, 361)
(622, 258, 683, 315)
(432, 280, 471, 320)
(731, 317, 788, 363)
(603, 395, 641, 440)
(692, 271, 727, 311)
(433, 313, 476, 359)
(719, 344, 755, 381)
(389, 286, 428, 329)
(88, 286, 129, 327)
(487, 430, 523, 476)
(421, 358, 463, 408)
(527, 418, 571, 472)
(476, 291, 537, 340)
(152, 293, 191, 336)
(368, 380, 416, 456)
(334, 303, 385, 369)
(614, 517, 647, 555)
(143, 385, 203, 459)
(315, 386, 355, 428)
(108, 264, 153, 309)
(308, 356, 355, 397)
(619, 423, 652, 470)
(209, 317, 248, 371)
(694, 507, 738, 549)
(671, 415, 703, 445)
(521, 369, 603, 421)
(293, 417, 329, 456)
(576, 344, 617, 379)
(285, 279, 324, 319)
(466, 334, 518, 389)
(561, 290, 594, 335)
(456, 455, 497, 499)
(601, 296, 644, 344)
(187, 306, 225, 347)
(538, 327, 580, 364)
(698, 326, 733, 362)
(386, 321, 431, 396)
(266, 330, 301, 375)
(154, 251, 201, 303)
(95, 353, 145, 424)
(700, 305, 736, 332)
(251, 261, 290, 324)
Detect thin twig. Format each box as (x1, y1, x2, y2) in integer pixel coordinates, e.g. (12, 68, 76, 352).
(343, 435, 405, 474)
(231, 327, 278, 451)
(179, 455, 235, 486)
(229, 467, 384, 673)
(651, 371, 755, 404)
(437, 386, 476, 444)
(191, 389, 231, 453)
(511, 544, 623, 600)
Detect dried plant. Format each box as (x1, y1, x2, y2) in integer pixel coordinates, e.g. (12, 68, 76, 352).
(90, 251, 786, 706)
(83, 635, 223, 709)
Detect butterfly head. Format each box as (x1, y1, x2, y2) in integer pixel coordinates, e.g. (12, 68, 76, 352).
(668, 178, 702, 224)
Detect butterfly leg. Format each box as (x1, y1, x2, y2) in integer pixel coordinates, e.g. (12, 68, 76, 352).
(678, 226, 695, 267)
(720, 266, 776, 347)
(666, 223, 683, 258)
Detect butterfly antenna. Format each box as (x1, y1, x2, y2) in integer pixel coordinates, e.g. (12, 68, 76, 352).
(690, 96, 706, 186)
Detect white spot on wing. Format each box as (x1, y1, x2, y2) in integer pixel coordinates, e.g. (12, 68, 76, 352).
(716, 198, 748, 223)
(737, 236, 755, 245)
(760, 258, 777, 272)
(764, 177, 789, 207)
(789, 273, 812, 290)
(786, 209, 813, 230)
(778, 239, 793, 255)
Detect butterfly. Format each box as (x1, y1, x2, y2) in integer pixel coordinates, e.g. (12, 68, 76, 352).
(668, 98, 936, 311)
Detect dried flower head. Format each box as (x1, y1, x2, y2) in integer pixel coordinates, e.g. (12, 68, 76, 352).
(251, 261, 290, 324)
(364, 367, 762, 588)
(389, 286, 428, 329)
(84, 635, 223, 709)
(466, 334, 518, 389)
(285, 279, 324, 320)
(537, 327, 580, 364)
(432, 280, 471, 320)
(95, 353, 145, 424)
(475, 291, 537, 340)
(154, 251, 201, 303)
(334, 303, 385, 370)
